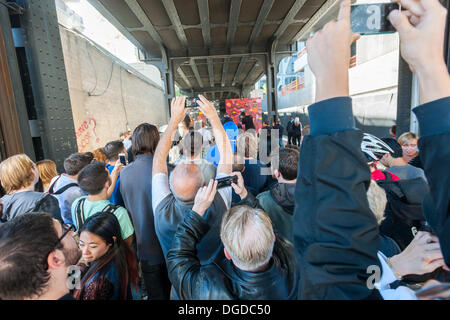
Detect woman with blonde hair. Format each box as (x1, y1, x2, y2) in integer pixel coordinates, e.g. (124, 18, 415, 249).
(0, 154, 61, 223)
(36, 159, 58, 192)
(397, 132, 422, 169)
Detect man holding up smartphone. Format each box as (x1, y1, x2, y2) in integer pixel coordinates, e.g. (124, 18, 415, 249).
(152, 95, 233, 299)
(292, 0, 449, 300)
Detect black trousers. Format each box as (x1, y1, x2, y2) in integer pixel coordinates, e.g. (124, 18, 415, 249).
(292, 135, 301, 146)
(140, 260, 171, 300)
(288, 133, 294, 145)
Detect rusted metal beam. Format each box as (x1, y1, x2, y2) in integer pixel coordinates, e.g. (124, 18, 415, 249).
(0, 25, 24, 157)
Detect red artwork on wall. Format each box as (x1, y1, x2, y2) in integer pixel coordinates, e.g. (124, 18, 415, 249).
(225, 98, 262, 133)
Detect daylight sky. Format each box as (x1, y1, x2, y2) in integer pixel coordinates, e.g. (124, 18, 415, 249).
(64, 0, 139, 64)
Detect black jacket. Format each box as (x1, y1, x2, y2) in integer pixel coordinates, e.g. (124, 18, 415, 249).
(378, 175, 429, 250)
(167, 210, 299, 300)
(293, 97, 381, 300)
(286, 120, 294, 134)
(242, 115, 255, 131)
(412, 96, 450, 266)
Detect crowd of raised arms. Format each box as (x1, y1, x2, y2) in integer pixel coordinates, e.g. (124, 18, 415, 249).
(0, 0, 449, 300)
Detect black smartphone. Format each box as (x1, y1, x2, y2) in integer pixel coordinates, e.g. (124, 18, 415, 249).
(185, 97, 198, 108)
(350, 3, 399, 35)
(216, 176, 238, 189)
(119, 153, 127, 166)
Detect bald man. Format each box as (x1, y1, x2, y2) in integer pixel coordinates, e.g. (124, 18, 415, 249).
(152, 96, 233, 296)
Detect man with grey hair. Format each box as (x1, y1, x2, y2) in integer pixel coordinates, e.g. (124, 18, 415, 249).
(166, 180, 299, 300)
(152, 95, 233, 278)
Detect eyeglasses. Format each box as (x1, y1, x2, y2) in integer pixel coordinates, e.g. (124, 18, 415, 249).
(58, 223, 76, 243)
(43, 223, 75, 270)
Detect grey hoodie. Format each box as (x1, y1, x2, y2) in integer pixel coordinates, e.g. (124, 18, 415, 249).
(0, 191, 61, 224)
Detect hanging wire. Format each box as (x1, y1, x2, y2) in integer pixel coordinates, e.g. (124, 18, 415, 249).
(85, 39, 114, 97)
(85, 41, 98, 95)
(119, 67, 130, 130)
(88, 61, 114, 96)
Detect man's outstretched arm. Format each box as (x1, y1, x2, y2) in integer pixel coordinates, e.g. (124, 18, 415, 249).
(197, 95, 232, 175)
(152, 97, 187, 176)
(292, 0, 380, 300)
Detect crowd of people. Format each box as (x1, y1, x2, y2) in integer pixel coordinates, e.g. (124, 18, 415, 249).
(0, 0, 449, 300)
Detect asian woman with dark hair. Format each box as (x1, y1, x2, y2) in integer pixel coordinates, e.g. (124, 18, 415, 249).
(74, 212, 140, 300)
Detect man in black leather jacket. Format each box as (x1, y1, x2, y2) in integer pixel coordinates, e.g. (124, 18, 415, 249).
(166, 180, 299, 300)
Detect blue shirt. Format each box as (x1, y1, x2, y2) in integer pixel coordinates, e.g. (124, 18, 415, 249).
(106, 164, 125, 207)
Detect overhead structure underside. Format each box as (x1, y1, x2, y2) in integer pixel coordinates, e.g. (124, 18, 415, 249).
(88, 0, 337, 113)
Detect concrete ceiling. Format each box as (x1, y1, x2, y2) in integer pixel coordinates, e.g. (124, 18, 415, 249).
(88, 0, 336, 100)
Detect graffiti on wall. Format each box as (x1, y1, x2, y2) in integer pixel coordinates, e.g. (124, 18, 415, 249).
(76, 118, 100, 152)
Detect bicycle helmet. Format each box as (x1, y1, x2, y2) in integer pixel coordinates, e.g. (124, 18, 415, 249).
(361, 133, 394, 163)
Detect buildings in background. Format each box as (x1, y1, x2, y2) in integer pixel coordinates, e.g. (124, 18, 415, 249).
(254, 32, 399, 138)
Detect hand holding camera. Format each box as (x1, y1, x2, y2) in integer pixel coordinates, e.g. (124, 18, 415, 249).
(111, 159, 124, 181)
(197, 95, 219, 123)
(229, 171, 247, 200)
(388, 231, 446, 278)
(388, 0, 450, 104)
(170, 96, 188, 125)
(306, 0, 360, 102)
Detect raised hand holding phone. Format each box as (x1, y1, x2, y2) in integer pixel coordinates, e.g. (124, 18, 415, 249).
(350, 2, 399, 35)
(306, 0, 360, 102)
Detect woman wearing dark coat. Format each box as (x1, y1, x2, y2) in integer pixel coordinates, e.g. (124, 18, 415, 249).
(291, 118, 302, 146)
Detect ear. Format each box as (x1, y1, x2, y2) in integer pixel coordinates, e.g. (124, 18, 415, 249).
(47, 250, 66, 270)
(112, 236, 117, 244)
(223, 247, 231, 260)
(273, 169, 281, 179)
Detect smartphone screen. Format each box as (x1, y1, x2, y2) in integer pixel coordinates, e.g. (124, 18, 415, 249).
(350, 3, 399, 35)
(185, 98, 198, 108)
(119, 154, 127, 166)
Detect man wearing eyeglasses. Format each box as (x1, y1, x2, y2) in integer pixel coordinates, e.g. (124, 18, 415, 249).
(0, 213, 81, 300)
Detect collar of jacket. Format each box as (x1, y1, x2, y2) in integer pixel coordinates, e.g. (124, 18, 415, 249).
(135, 154, 153, 161)
(269, 182, 296, 214)
(214, 250, 279, 286)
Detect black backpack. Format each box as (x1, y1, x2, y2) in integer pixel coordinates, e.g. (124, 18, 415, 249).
(377, 173, 429, 250)
(74, 198, 120, 232)
(48, 175, 79, 195)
